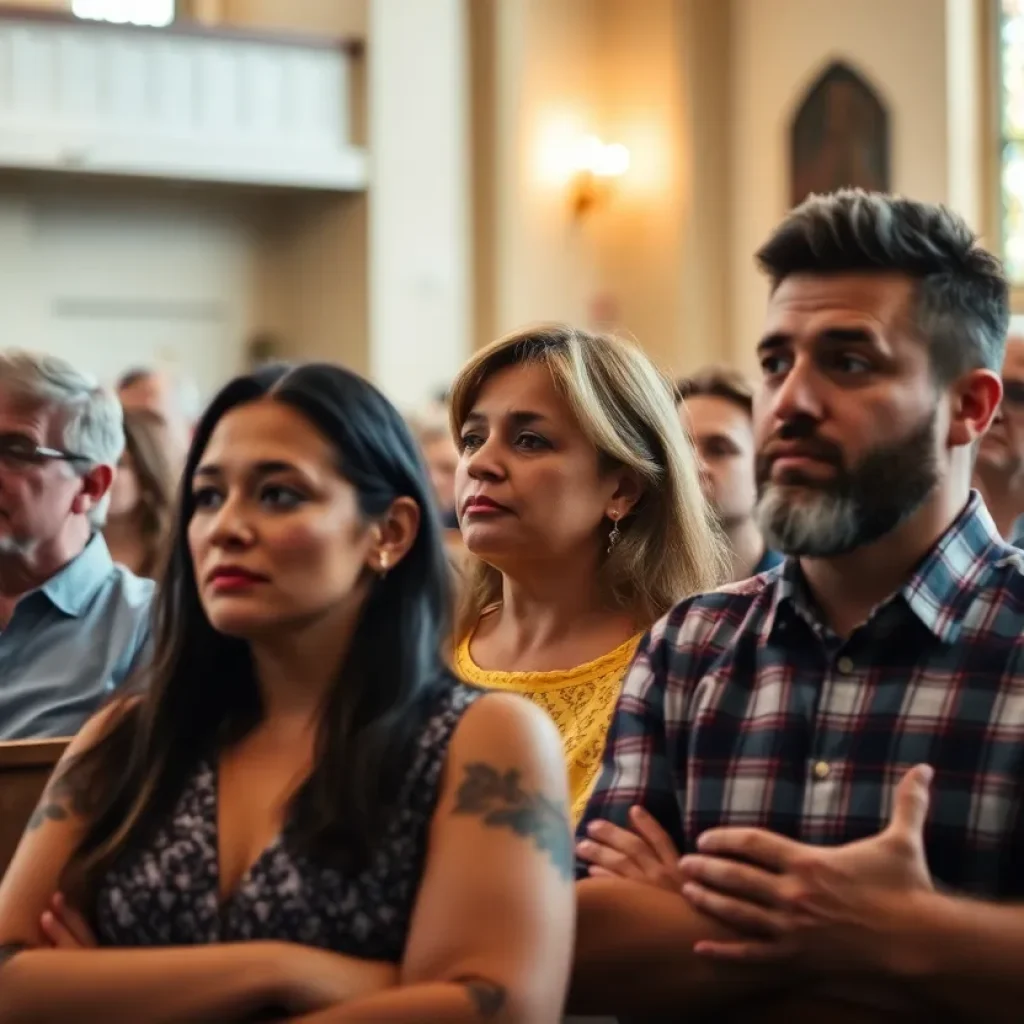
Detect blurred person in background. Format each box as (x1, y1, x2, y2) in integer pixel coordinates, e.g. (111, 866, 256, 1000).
(449, 324, 726, 825)
(411, 397, 460, 529)
(0, 362, 573, 1024)
(103, 408, 177, 579)
(0, 351, 153, 740)
(116, 366, 199, 468)
(972, 325, 1024, 544)
(677, 367, 783, 580)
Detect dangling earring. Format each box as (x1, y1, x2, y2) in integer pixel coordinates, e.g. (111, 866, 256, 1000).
(607, 513, 621, 555)
(377, 551, 390, 579)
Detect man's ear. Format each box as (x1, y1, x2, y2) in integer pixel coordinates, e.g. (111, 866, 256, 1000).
(71, 464, 114, 517)
(947, 369, 1002, 448)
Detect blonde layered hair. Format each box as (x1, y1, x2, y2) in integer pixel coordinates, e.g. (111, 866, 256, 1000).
(450, 324, 727, 636)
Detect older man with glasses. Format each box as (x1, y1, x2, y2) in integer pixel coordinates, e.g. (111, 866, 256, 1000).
(0, 350, 154, 740)
(974, 323, 1024, 544)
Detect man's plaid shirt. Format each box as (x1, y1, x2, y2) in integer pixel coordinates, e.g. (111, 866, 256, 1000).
(579, 494, 1024, 898)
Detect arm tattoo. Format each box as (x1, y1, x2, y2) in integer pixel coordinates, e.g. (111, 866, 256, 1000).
(26, 767, 94, 831)
(453, 975, 507, 1018)
(454, 763, 574, 881)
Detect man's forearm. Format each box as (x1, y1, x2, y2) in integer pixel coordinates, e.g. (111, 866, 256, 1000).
(876, 889, 1024, 1021)
(567, 878, 791, 1016)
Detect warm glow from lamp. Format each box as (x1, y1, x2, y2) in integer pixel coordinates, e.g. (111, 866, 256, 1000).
(569, 135, 631, 218)
(578, 136, 631, 178)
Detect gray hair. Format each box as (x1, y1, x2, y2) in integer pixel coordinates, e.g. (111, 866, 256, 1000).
(756, 189, 1010, 381)
(0, 349, 124, 528)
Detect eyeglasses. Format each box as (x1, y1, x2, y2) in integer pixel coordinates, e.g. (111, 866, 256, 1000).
(0, 433, 91, 468)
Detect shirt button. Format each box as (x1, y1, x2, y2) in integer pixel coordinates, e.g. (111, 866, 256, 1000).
(836, 655, 855, 674)
(813, 761, 831, 781)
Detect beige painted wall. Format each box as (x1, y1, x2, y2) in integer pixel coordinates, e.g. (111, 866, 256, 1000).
(368, 0, 471, 410)
(728, 0, 953, 375)
(591, 0, 690, 372)
(489, 0, 603, 336)
(476, 0, 725, 377)
(219, 0, 367, 37)
(593, 0, 732, 375)
(252, 194, 369, 375)
(2, 178, 262, 402)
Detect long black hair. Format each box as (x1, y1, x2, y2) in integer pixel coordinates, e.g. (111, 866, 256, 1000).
(64, 363, 454, 897)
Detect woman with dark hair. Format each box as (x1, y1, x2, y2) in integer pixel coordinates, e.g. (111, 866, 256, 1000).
(0, 364, 574, 1023)
(104, 408, 176, 578)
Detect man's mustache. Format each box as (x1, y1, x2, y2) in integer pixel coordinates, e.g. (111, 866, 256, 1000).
(755, 422, 844, 479)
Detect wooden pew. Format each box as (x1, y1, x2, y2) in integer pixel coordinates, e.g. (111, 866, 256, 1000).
(0, 738, 68, 880)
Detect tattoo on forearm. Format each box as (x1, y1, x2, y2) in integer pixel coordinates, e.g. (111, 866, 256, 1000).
(454, 763, 574, 881)
(454, 975, 507, 1018)
(26, 768, 94, 831)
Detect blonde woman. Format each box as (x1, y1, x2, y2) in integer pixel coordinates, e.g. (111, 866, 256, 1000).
(450, 324, 726, 823)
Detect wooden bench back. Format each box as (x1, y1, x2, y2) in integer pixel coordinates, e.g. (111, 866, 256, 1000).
(0, 738, 68, 880)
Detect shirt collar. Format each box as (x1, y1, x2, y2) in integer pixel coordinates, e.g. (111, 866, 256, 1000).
(39, 533, 115, 617)
(753, 547, 784, 575)
(767, 492, 1011, 645)
(1011, 514, 1024, 549)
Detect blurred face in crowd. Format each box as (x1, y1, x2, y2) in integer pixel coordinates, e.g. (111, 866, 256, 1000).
(455, 362, 628, 571)
(118, 370, 192, 463)
(976, 335, 1024, 480)
(188, 399, 383, 638)
(680, 394, 757, 529)
(118, 372, 174, 423)
(0, 390, 110, 558)
(752, 271, 994, 557)
(421, 432, 458, 515)
(107, 449, 140, 520)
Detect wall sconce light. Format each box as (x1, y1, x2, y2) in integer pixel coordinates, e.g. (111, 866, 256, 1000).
(568, 135, 631, 219)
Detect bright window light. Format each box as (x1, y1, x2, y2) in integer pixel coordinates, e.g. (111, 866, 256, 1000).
(72, 0, 174, 28)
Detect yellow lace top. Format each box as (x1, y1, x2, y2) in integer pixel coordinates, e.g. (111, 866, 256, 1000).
(453, 628, 643, 824)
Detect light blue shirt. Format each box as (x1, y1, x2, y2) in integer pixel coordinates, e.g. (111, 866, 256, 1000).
(0, 534, 154, 740)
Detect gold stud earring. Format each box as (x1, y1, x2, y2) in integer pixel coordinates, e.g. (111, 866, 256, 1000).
(378, 551, 390, 578)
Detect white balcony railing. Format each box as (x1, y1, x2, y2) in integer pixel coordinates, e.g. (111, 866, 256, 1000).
(0, 10, 367, 191)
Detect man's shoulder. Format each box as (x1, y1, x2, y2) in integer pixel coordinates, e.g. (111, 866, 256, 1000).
(967, 545, 1024, 639)
(93, 567, 155, 678)
(650, 572, 775, 653)
(94, 563, 156, 621)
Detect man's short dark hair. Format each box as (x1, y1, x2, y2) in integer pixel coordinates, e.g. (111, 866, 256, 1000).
(676, 366, 754, 418)
(756, 189, 1010, 381)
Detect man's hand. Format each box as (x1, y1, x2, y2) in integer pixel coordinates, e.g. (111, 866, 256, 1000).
(576, 806, 684, 892)
(677, 764, 934, 970)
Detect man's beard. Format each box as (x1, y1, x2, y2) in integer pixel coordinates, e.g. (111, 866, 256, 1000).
(754, 412, 940, 558)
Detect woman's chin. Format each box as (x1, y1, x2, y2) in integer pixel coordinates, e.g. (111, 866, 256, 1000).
(204, 605, 280, 640)
(462, 528, 536, 569)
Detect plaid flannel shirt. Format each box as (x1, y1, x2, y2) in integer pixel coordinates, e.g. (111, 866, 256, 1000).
(578, 493, 1024, 898)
